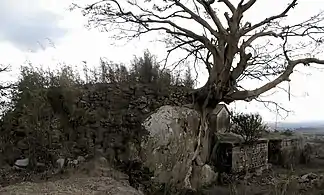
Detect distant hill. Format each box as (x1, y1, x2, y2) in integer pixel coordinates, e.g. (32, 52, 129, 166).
(267, 121, 324, 132)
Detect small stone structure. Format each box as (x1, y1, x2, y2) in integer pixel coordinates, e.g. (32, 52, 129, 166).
(232, 140, 268, 173)
(209, 104, 230, 133)
(213, 134, 268, 173)
(268, 137, 304, 165)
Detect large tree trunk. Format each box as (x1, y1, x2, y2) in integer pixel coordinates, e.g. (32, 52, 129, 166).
(192, 82, 220, 111)
(184, 81, 222, 189)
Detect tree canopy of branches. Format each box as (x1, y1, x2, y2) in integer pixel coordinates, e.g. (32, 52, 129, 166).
(76, 0, 324, 110)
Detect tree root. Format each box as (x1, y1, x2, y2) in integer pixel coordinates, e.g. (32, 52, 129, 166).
(184, 166, 193, 189)
(183, 109, 209, 189)
(183, 87, 213, 189)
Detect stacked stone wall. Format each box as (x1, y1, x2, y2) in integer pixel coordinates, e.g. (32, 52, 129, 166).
(0, 82, 193, 165)
(231, 141, 268, 173)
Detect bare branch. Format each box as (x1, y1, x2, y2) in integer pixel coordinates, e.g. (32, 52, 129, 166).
(241, 0, 298, 35)
(242, 31, 282, 49)
(231, 52, 252, 80)
(255, 98, 291, 119)
(77, 0, 324, 111)
(173, 0, 220, 38)
(197, 0, 228, 34)
(228, 58, 324, 101)
(218, 0, 235, 13)
(240, 0, 257, 13)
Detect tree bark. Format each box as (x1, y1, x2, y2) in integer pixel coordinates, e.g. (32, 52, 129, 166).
(192, 82, 221, 111)
(184, 81, 222, 189)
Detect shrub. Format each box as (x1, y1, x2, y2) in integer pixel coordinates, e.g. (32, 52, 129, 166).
(300, 143, 312, 164)
(0, 65, 84, 166)
(230, 112, 268, 143)
(280, 146, 300, 169)
(281, 129, 294, 136)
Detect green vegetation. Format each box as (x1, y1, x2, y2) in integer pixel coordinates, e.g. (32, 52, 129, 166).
(0, 50, 195, 168)
(230, 112, 268, 143)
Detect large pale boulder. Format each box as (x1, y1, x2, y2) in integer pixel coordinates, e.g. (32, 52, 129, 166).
(141, 105, 217, 189)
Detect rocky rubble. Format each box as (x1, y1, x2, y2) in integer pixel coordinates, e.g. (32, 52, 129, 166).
(243, 171, 324, 193)
(298, 173, 319, 183)
(11, 155, 87, 172)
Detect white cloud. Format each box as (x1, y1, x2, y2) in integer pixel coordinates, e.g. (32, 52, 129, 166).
(0, 0, 324, 123)
(0, 0, 69, 51)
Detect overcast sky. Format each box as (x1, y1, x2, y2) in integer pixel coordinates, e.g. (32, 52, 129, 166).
(0, 0, 323, 123)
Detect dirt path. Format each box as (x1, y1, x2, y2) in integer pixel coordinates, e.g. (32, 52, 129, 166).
(0, 176, 143, 195)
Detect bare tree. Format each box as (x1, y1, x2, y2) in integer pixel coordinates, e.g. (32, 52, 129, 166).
(73, 0, 324, 188)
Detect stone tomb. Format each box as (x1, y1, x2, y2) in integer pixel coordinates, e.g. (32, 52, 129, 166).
(232, 140, 268, 173)
(213, 134, 269, 173)
(268, 137, 304, 165)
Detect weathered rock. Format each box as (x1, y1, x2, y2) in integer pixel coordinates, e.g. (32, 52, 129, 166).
(77, 156, 86, 163)
(200, 164, 218, 186)
(14, 158, 29, 167)
(141, 105, 215, 189)
(13, 165, 24, 170)
(70, 159, 79, 166)
(299, 173, 318, 183)
(56, 158, 65, 169)
(98, 156, 108, 165)
(36, 162, 45, 167)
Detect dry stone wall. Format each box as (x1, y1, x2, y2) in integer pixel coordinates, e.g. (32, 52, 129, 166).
(73, 83, 194, 163)
(231, 141, 268, 173)
(214, 134, 269, 174)
(0, 82, 193, 166)
(268, 137, 304, 166)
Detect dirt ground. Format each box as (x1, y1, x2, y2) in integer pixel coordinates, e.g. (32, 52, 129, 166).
(4, 160, 324, 195)
(2, 138, 324, 195)
(0, 177, 142, 195)
(0, 159, 144, 195)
